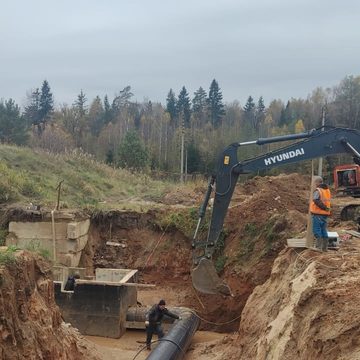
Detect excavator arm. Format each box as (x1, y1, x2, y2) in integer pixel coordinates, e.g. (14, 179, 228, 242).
(192, 127, 360, 295)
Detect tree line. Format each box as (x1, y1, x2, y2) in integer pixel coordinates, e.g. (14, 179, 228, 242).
(0, 76, 360, 176)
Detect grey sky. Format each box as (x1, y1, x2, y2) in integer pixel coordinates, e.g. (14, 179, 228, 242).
(1, 0, 359, 107)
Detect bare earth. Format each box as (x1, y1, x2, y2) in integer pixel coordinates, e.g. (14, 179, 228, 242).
(86, 330, 224, 360)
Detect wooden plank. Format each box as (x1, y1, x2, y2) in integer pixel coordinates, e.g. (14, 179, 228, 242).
(119, 283, 155, 288)
(287, 238, 307, 248)
(120, 269, 138, 284)
(345, 230, 360, 238)
(76, 279, 155, 287)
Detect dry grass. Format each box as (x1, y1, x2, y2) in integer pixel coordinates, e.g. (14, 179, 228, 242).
(0, 145, 177, 209)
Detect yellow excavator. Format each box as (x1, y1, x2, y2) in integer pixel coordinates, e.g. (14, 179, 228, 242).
(191, 126, 360, 296)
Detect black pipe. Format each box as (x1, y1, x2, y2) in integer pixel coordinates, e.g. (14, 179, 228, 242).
(126, 306, 200, 360)
(145, 308, 199, 360)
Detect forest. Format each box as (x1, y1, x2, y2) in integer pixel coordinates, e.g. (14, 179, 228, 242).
(1, 75, 360, 179)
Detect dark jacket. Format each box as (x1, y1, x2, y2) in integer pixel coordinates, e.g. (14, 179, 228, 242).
(146, 304, 179, 325)
(64, 274, 80, 291)
(64, 276, 76, 291)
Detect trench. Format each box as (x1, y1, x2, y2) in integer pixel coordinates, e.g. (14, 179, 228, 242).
(3, 206, 271, 357)
(79, 210, 249, 333)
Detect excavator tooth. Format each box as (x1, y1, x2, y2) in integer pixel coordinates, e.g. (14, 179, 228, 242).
(191, 258, 232, 296)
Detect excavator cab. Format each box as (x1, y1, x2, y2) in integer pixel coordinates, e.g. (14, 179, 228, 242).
(334, 165, 360, 197)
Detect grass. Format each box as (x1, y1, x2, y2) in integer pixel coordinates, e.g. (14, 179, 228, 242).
(213, 229, 228, 273)
(156, 207, 202, 238)
(0, 145, 180, 209)
(0, 245, 17, 265)
(155, 205, 219, 241)
(215, 254, 228, 273)
(235, 215, 287, 268)
(23, 240, 52, 260)
(0, 229, 8, 246)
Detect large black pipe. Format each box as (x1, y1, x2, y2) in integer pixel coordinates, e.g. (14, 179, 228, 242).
(126, 306, 200, 360)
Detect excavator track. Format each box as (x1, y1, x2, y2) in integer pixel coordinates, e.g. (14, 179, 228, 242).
(331, 197, 360, 222)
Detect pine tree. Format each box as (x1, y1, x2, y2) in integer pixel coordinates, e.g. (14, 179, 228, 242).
(103, 95, 112, 124)
(117, 130, 148, 170)
(192, 87, 208, 125)
(24, 88, 41, 126)
(207, 79, 225, 128)
(112, 86, 133, 115)
(39, 80, 54, 124)
(177, 86, 191, 128)
(257, 96, 265, 115)
(71, 90, 88, 147)
(254, 96, 266, 131)
(279, 101, 292, 126)
(74, 90, 87, 117)
(187, 141, 202, 173)
(166, 89, 177, 123)
(88, 96, 104, 136)
(105, 149, 114, 165)
(243, 95, 256, 128)
(0, 99, 28, 145)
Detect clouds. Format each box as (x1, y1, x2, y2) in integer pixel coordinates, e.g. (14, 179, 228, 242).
(1, 0, 359, 106)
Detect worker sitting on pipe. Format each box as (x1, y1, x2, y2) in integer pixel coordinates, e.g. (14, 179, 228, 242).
(145, 299, 182, 350)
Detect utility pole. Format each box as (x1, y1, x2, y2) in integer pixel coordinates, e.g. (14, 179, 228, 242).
(56, 180, 64, 210)
(185, 149, 188, 182)
(318, 105, 326, 177)
(180, 119, 185, 183)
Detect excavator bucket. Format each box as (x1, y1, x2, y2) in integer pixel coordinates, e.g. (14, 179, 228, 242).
(191, 258, 232, 296)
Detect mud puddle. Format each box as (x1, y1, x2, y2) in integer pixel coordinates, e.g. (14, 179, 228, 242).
(86, 330, 224, 360)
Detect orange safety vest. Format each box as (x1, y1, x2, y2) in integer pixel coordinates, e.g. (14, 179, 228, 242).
(310, 187, 331, 216)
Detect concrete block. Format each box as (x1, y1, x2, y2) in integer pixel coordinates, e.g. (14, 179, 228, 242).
(67, 220, 90, 239)
(95, 268, 130, 282)
(75, 234, 89, 252)
(9, 221, 67, 241)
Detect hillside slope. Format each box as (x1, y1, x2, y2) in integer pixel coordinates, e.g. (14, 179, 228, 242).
(0, 144, 173, 209)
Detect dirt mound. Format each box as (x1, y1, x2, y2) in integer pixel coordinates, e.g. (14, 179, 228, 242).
(187, 235, 360, 359)
(161, 185, 205, 206)
(0, 250, 101, 360)
(221, 235, 360, 360)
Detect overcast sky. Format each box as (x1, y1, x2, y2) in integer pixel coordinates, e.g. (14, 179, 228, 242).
(1, 0, 359, 107)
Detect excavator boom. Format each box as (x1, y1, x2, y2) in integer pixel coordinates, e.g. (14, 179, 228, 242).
(192, 126, 360, 295)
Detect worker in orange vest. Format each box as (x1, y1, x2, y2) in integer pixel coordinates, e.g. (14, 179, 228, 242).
(310, 176, 331, 252)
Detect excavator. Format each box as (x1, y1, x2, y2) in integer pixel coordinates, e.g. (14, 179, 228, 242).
(191, 126, 360, 296)
(332, 164, 360, 223)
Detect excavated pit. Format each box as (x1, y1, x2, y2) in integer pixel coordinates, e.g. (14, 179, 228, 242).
(3, 173, 360, 359)
(2, 173, 322, 334)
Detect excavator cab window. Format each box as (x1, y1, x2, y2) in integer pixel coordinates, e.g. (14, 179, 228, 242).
(338, 169, 357, 187)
